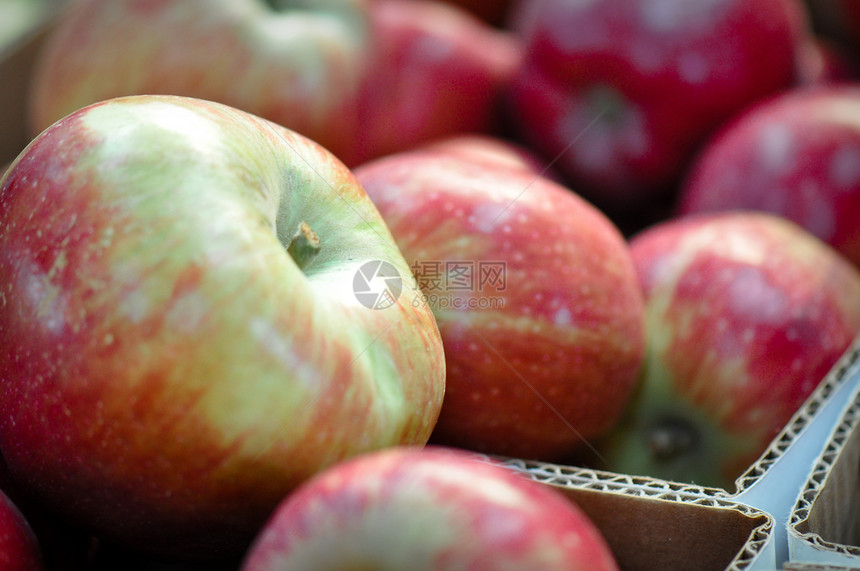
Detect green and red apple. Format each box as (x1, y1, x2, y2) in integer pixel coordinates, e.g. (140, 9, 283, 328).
(355, 136, 645, 462)
(0, 95, 445, 560)
(27, 0, 519, 167)
(600, 212, 860, 489)
(241, 446, 619, 571)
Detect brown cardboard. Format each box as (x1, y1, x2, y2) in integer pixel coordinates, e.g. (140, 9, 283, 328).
(788, 367, 860, 566)
(501, 460, 774, 571)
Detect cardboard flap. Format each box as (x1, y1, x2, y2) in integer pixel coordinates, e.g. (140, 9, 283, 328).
(501, 459, 773, 571)
(790, 387, 860, 559)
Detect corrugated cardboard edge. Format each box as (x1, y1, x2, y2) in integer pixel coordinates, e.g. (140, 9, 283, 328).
(787, 368, 860, 564)
(496, 458, 773, 570)
(734, 334, 860, 494)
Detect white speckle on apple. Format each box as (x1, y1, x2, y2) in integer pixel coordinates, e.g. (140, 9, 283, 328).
(544, 0, 603, 53)
(639, 0, 687, 33)
(412, 34, 455, 64)
(167, 291, 208, 334)
(18, 259, 66, 334)
(790, 357, 803, 372)
(250, 316, 319, 389)
(554, 307, 573, 326)
(638, 0, 727, 33)
(678, 52, 709, 84)
(799, 180, 836, 241)
(828, 145, 860, 189)
(100, 227, 115, 249)
(120, 288, 151, 324)
(470, 202, 510, 231)
(729, 267, 787, 324)
(757, 123, 795, 173)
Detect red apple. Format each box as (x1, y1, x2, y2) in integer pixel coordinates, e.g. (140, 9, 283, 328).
(241, 446, 619, 571)
(355, 136, 645, 462)
(0, 95, 445, 560)
(506, 0, 810, 212)
(27, 0, 519, 167)
(599, 212, 860, 489)
(0, 489, 44, 571)
(352, 0, 521, 164)
(677, 85, 860, 268)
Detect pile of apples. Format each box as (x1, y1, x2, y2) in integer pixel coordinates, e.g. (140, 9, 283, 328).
(3, 0, 860, 568)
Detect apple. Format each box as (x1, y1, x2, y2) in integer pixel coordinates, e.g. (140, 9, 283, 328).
(598, 211, 860, 489)
(0, 489, 44, 571)
(351, 0, 521, 165)
(355, 136, 645, 462)
(0, 94, 445, 560)
(505, 0, 810, 213)
(27, 0, 519, 168)
(241, 446, 619, 571)
(676, 85, 860, 268)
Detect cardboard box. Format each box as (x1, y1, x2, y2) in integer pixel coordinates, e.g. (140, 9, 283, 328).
(497, 459, 775, 571)
(787, 347, 860, 567)
(3, 9, 860, 571)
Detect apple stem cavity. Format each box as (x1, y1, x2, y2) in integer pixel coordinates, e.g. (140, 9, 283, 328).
(287, 221, 322, 271)
(647, 416, 700, 463)
(587, 84, 630, 127)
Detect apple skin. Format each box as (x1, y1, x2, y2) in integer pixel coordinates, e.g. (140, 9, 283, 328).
(27, 0, 519, 168)
(599, 212, 860, 489)
(241, 446, 619, 571)
(353, 0, 521, 164)
(677, 85, 860, 268)
(355, 136, 645, 462)
(0, 95, 445, 560)
(506, 0, 810, 212)
(0, 489, 44, 571)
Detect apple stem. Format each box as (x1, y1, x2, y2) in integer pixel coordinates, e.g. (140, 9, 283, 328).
(287, 222, 321, 271)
